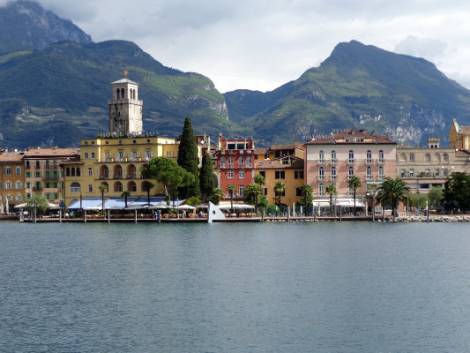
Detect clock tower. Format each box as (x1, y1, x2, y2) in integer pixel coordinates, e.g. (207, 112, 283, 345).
(108, 72, 143, 136)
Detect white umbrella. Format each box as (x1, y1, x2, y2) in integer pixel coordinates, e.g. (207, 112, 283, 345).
(14, 202, 28, 209)
(176, 204, 196, 210)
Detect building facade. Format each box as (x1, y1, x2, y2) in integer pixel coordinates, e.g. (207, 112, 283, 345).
(215, 135, 255, 199)
(305, 130, 397, 199)
(255, 156, 304, 206)
(61, 136, 179, 207)
(0, 151, 25, 211)
(24, 148, 80, 204)
(397, 140, 470, 193)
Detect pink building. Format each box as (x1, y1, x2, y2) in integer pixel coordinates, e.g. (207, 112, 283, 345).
(305, 130, 397, 199)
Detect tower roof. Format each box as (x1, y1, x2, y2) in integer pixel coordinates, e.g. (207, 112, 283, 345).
(111, 78, 138, 85)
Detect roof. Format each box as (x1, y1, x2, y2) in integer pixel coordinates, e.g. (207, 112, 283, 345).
(0, 152, 24, 162)
(24, 148, 80, 158)
(461, 126, 470, 134)
(112, 78, 138, 85)
(306, 130, 396, 145)
(254, 148, 267, 154)
(255, 157, 304, 169)
(269, 144, 303, 150)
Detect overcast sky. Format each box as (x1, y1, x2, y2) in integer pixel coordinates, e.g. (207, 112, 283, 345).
(27, 0, 470, 92)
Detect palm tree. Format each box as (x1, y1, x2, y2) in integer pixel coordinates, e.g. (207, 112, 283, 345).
(254, 174, 265, 187)
(348, 175, 362, 216)
(376, 178, 409, 222)
(274, 181, 285, 206)
(227, 184, 236, 213)
(142, 181, 154, 207)
(98, 183, 108, 213)
(121, 191, 131, 209)
(326, 183, 337, 216)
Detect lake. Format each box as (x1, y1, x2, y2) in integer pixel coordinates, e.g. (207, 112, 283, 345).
(1, 222, 470, 353)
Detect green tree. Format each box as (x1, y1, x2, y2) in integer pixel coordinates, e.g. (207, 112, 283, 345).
(408, 192, 427, 211)
(98, 183, 108, 213)
(244, 183, 263, 212)
(299, 184, 314, 216)
(326, 183, 337, 216)
(209, 188, 223, 205)
(376, 178, 409, 221)
(443, 173, 470, 212)
(254, 174, 265, 187)
(227, 184, 236, 213)
(27, 194, 49, 214)
(121, 191, 131, 209)
(143, 157, 195, 207)
(274, 181, 285, 206)
(348, 175, 361, 216)
(427, 186, 443, 210)
(177, 117, 200, 198)
(199, 151, 216, 203)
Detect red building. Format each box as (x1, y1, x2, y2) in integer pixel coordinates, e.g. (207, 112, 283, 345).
(215, 135, 255, 199)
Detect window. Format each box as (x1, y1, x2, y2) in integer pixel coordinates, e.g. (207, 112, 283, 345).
(239, 186, 246, 196)
(348, 166, 354, 179)
(368, 166, 373, 180)
(15, 181, 22, 190)
(331, 150, 336, 162)
(409, 169, 414, 177)
(275, 170, 285, 179)
(435, 153, 441, 163)
(425, 169, 431, 177)
(443, 153, 449, 162)
(228, 158, 234, 167)
(227, 170, 234, 179)
(296, 187, 303, 197)
(378, 166, 384, 180)
(88, 168, 93, 176)
(85, 152, 89, 159)
(263, 187, 268, 196)
(35, 161, 40, 169)
(319, 183, 325, 196)
(319, 167, 324, 180)
(245, 157, 252, 167)
(259, 171, 266, 178)
(220, 157, 226, 168)
(239, 170, 245, 179)
(132, 152, 138, 160)
(114, 182, 123, 192)
(26, 161, 30, 169)
(400, 153, 407, 162)
(70, 182, 81, 193)
(409, 153, 415, 162)
(4, 167, 11, 175)
(331, 166, 336, 180)
(88, 184, 93, 193)
(434, 169, 440, 177)
(348, 150, 354, 163)
(425, 153, 431, 162)
(128, 181, 137, 192)
(35, 171, 41, 177)
(91, 152, 96, 159)
(379, 150, 384, 162)
(367, 150, 372, 163)
(400, 169, 406, 178)
(16, 167, 21, 175)
(294, 170, 304, 179)
(127, 165, 137, 179)
(4, 182, 11, 190)
(118, 152, 124, 161)
(443, 168, 449, 176)
(319, 150, 325, 163)
(145, 150, 152, 160)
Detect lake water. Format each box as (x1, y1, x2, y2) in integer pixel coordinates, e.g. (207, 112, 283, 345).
(1, 222, 470, 353)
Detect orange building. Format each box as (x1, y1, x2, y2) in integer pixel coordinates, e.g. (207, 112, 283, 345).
(0, 151, 26, 211)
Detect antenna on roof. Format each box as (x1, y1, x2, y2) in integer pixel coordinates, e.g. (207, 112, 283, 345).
(123, 68, 129, 79)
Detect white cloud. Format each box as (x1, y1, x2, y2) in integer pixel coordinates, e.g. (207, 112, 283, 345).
(29, 0, 470, 92)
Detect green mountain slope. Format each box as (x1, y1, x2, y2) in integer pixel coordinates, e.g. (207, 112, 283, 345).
(0, 40, 236, 148)
(225, 41, 470, 145)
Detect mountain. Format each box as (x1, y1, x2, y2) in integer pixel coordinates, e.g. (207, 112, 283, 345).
(225, 40, 470, 145)
(0, 0, 92, 54)
(0, 40, 236, 147)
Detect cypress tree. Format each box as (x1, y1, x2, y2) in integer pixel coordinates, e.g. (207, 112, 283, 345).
(200, 151, 215, 203)
(177, 117, 200, 198)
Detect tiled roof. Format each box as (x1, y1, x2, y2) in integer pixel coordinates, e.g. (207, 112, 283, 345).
(255, 157, 303, 169)
(0, 152, 24, 162)
(460, 126, 470, 134)
(24, 148, 80, 158)
(269, 144, 304, 150)
(306, 130, 396, 145)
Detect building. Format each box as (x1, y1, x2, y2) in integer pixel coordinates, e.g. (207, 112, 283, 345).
(449, 119, 470, 151)
(61, 135, 179, 206)
(305, 130, 397, 199)
(215, 135, 255, 199)
(0, 151, 25, 211)
(397, 138, 470, 193)
(266, 144, 305, 160)
(255, 155, 304, 206)
(109, 73, 143, 136)
(24, 148, 80, 204)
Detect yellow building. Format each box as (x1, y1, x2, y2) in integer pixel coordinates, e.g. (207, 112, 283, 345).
(61, 135, 179, 206)
(255, 155, 305, 207)
(0, 151, 26, 211)
(449, 119, 470, 151)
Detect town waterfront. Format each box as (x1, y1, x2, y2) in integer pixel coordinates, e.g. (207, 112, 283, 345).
(2, 222, 470, 352)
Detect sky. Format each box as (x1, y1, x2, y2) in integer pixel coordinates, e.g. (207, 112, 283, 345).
(23, 0, 470, 92)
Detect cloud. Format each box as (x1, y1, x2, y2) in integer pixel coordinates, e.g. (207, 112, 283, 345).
(26, 0, 470, 92)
